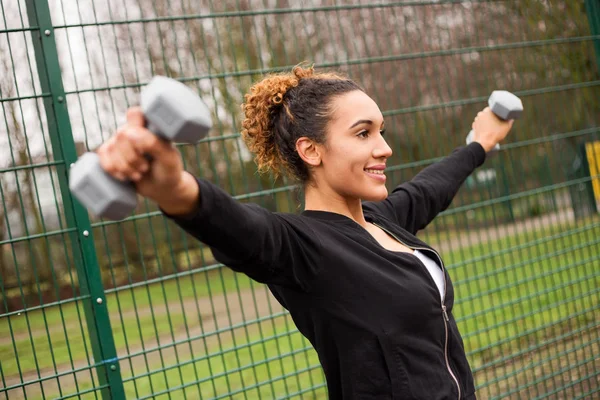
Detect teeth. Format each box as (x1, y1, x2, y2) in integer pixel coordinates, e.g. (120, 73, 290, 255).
(365, 169, 384, 175)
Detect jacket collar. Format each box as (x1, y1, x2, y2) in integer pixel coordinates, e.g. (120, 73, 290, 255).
(301, 209, 432, 251)
(301, 210, 356, 222)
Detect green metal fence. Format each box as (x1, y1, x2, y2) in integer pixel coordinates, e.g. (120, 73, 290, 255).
(1, 0, 599, 399)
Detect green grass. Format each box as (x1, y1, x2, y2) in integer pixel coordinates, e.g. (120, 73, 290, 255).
(0, 267, 253, 336)
(1, 215, 599, 398)
(116, 319, 326, 399)
(445, 217, 600, 372)
(0, 267, 254, 377)
(3, 314, 327, 399)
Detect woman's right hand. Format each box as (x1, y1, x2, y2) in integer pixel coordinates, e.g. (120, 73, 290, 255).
(471, 107, 514, 152)
(97, 107, 199, 215)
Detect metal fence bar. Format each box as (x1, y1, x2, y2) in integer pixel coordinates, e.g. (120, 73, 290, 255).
(22, 0, 125, 398)
(51, 0, 506, 29)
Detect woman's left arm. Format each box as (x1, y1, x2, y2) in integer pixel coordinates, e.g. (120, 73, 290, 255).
(364, 107, 513, 234)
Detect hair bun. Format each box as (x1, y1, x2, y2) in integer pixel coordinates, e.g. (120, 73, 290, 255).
(241, 64, 315, 175)
(269, 64, 314, 108)
(292, 64, 315, 79)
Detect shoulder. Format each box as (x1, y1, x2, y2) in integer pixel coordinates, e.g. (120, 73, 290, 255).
(273, 212, 327, 242)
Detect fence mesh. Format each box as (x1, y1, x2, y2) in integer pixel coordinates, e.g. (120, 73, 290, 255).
(1, 0, 599, 399)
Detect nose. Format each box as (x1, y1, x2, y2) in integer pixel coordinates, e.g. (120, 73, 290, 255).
(373, 134, 393, 159)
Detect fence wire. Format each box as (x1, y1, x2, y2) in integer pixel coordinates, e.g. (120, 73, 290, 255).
(1, 1, 599, 399)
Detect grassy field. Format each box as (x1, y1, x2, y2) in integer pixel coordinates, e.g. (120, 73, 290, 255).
(0, 267, 255, 376)
(1, 214, 599, 399)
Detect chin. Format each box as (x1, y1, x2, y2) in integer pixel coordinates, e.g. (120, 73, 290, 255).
(362, 188, 388, 202)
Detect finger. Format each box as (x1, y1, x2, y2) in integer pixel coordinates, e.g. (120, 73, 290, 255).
(126, 127, 174, 161)
(126, 107, 146, 127)
(97, 140, 127, 181)
(111, 141, 149, 182)
(123, 130, 151, 174)
(115, 130, 148, 180)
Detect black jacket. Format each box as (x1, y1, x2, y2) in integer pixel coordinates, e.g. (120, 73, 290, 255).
(165, 142, 487, 399)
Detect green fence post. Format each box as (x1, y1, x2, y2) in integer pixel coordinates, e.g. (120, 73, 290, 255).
(586, 0, 600, 74)
(24, 1, 126, 398)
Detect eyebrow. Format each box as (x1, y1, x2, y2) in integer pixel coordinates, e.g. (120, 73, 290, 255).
(349, 119, 373, 129)
(349, 119, 385, 130)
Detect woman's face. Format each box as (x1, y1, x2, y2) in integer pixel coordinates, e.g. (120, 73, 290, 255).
(316, 90, 392, 202)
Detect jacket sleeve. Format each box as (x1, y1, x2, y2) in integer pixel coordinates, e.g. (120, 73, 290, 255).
(363, 142, 487, 235)
(162, 178, 322, 291)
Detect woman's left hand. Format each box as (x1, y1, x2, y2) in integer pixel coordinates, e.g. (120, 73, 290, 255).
(471, 107, 514, 152)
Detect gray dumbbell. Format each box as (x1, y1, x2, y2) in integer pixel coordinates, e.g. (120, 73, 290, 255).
(466, 90, 523, 154)
(69, 76, 212, 220)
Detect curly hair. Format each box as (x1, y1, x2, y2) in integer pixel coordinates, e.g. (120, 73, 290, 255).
(241, 64, 363, 182)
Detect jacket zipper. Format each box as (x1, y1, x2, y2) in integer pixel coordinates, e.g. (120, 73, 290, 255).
(372, 223, 462, 400)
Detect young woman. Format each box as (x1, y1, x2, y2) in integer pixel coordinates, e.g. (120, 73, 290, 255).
(97, 65, 513, 399)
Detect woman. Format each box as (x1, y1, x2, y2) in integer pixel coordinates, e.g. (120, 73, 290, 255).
(97, 65, 513, 399)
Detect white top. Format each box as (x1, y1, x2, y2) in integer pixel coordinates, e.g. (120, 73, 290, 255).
(413, 249, 445, 300)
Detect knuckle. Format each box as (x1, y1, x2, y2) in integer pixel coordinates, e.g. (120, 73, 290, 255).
(115, 125, 126, 136)
(147, 135, 160, 149)
(131, 127, 153, 147)
(122, 165, 135, 176)
(116, 127, 131, 142)
(113, 134, 127, 149)
(123, 151, 138, 165)
(99, 155, 113, 173)
(124, 126, 141, 140)
(104, 139, 116, 153)
(126, 106, 144, 123)
(112, 156, 125, 172)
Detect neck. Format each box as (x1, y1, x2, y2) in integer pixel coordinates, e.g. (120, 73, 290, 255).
(303, 182, 367, 227)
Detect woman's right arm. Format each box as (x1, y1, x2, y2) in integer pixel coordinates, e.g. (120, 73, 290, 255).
(162, 176, 322, 290)
(97, 107, 322, 291)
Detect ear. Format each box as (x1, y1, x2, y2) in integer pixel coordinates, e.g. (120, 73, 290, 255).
(295, 137, 322, 167)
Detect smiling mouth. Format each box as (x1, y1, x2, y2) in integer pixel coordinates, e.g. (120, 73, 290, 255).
(364, 168, 384, 175)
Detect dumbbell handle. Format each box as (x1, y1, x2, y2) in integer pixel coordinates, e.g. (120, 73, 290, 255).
(466, 90, 523, 154)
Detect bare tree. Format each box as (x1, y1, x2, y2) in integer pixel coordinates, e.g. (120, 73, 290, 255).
(0, 43, 53, 303)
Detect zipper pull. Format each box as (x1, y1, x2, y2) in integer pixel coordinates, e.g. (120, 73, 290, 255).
(442, 305, 450, 322)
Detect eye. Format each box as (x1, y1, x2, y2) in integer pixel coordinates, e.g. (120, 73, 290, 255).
(357, 130, 369, 138)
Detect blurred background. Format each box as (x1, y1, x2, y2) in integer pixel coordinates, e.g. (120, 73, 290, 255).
(1, 0, 599, 398)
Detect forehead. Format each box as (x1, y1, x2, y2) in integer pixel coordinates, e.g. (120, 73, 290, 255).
(329, 90, 383, 125)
